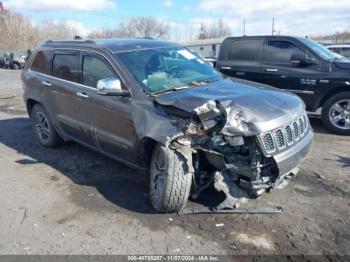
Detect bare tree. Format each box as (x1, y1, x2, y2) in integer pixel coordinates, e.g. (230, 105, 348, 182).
(0, 9, 172, 51)
(198, 23, 209, 39)
(211, 18, 231, 38)
(0, 9, 80, 50)
(37, 21, 77, 43)
(313, 31, 350, 43)
(87, 28, 115, 39)
(0, 9, 39, 50)
(198, 19, 231, 39)
(88, 17, 169, 40)
(127, 17, 169, 39)
(114, 22, 135, 38)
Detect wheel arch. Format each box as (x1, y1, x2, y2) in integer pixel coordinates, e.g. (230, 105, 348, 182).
(316, 85, 350, 110)
(139, 136, 159, 172)
(26, 98, 67, 140)
(26, 98, 40, 116)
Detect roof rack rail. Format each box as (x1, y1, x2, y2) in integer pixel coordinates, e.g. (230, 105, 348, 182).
(44, 39, 96, 44)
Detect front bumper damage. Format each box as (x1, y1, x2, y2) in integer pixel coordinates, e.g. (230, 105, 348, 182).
(136, 90, 313, 213)
(178, 129, 312, 215)
(173, 100, 312, 213)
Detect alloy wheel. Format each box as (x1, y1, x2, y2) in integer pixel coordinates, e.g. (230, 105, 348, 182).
(33, 111, 50, 142)
(329, 99, 350, 130)
(153, 149, 166, 201)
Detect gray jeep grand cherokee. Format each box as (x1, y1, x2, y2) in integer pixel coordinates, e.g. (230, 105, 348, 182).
(22, 39, 313, 213)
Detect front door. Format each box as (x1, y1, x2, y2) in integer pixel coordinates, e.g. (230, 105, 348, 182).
(260, 40, 321, 108)
(80, 52, 139, 163)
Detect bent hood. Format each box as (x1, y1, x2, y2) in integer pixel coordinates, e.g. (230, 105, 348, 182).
(155, 78, 305, 135)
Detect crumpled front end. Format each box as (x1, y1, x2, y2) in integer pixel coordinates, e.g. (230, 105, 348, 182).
(160, 99, 313, 208)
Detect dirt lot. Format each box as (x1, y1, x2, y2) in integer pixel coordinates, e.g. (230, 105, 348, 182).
(0, 69, 349, 256)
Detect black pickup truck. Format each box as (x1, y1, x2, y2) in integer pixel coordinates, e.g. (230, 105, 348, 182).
(216, 36, 350, 135)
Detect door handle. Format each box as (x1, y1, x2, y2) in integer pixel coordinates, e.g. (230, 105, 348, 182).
(76, 92, 89, 98)
(265, 68, 278, 72)
(236, 72, 246, 76)
(42, 81, 52, 87)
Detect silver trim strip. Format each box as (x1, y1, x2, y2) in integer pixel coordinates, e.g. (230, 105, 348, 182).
(29, 69, 98, 91)
(282, 89, 315, 95)
(265, 68, 278, 72)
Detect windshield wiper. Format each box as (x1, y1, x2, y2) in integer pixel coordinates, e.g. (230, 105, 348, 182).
(151, 85, 192, 95)
(151, 79, 219, 95)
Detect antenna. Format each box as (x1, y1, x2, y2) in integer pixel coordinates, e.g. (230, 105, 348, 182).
(243, 19, 246, 36)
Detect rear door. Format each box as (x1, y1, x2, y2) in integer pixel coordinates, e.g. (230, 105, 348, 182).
(217, 38, 264, 82)
(47, 50, 90, 142)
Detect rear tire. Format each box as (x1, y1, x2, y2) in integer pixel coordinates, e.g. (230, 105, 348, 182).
(30, 104, 63, 147)
(321, 92, 350, 135)
(149, 144, 192, 213)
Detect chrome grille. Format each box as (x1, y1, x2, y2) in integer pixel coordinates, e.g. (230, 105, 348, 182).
(299, 118, 304, 134)
(285, 125, 293, 145)
(261, 133, 275, 153)
(273, 129, 285, 149)
(293, 121, 299, 140)
(258, 113, 309, 155)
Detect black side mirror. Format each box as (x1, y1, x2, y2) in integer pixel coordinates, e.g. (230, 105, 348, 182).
(290, 53, 313, 66)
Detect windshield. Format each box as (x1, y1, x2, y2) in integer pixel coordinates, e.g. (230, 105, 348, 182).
(116, 46, 221, 93)
(298, 37, 343, 60)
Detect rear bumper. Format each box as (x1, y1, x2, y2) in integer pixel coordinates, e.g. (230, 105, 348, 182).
(273, 128, 313, 176)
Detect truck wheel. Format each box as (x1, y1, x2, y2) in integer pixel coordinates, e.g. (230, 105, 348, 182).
(30, 104, 63, 147)
(149, 144, 192, 213)
(321, 92, 350, 135)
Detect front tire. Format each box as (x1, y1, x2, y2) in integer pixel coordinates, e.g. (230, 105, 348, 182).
(30, 104, 63, 147)
(149, 144, 192, 213)
(321, 92, 350, 135)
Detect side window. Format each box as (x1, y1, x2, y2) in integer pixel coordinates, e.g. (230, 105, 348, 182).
(328, 47, 340, 54)
(82, 55, 116, 88)
(341, 48, 350, 57)
(31, 50, 53, 74)
(264, 41, 305, 65)
(52, 53, 80, 83)
(227, 39, 261, 61)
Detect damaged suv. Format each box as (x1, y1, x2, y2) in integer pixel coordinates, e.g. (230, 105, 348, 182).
(22, 39, 313, 213)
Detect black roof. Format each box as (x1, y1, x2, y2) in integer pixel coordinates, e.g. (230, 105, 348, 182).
(223, 35, 306, 41)
(42, 38, 180, 52)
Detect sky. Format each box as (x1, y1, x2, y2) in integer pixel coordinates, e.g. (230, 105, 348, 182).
(3, 0, 350, 41)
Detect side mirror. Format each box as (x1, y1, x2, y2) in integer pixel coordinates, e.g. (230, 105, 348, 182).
(97, 78, 130, 97)
(290, 53, 313, 66)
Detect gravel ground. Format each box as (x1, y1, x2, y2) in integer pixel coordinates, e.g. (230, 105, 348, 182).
(0, 69, 349, 256)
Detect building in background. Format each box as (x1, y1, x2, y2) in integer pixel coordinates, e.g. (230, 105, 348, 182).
(181, 38, 224, 58)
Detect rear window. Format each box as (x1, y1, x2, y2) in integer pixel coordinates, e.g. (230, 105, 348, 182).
(328, 47, 341, 54)
(227, 39, 261, 61)
(52, 53, 80, 83)
(31, 50, 53, 74)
